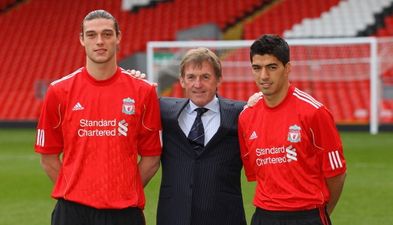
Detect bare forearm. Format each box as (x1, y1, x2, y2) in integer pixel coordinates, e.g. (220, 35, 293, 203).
(138, 156, 160, 187)
(326, 173, 346, 215)
(40, 154, 61, 183)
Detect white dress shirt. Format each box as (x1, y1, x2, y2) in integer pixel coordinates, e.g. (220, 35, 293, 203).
(178, 97, 221, 146)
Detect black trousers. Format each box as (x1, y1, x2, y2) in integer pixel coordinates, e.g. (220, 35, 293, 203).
(251, 207, 332, 225)
(51, 199, 145, 225)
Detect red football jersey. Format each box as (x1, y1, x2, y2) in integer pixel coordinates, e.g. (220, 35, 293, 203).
(35, 67, 162, 209)
(239, 85, 346, 211)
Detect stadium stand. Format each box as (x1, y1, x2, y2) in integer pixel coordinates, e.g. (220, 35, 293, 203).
(0, 0, 392, 125)
(122, 0, 162, 11)
(0, 0, 21, 13)
(243, 0, 341, 39)
(284, 0, 393, 38)
(376, 16, 393, 36)
(0, 0, 266, 121)
(238, 0, 393, 124)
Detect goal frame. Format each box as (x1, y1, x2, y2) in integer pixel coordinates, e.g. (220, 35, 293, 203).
(147, 37, 379, 134)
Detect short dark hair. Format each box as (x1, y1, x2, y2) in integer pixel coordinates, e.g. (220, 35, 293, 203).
(250, 34, 290, 65)
(80, 9, 120, 36)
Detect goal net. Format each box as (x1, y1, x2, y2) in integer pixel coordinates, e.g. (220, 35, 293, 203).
(147, 37, 393, 134)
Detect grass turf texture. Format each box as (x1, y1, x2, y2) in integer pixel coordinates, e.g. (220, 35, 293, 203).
(0, 129, 392, 225)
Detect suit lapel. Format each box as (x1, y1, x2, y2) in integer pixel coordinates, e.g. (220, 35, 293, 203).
(204, 98, 234, 151)
(167, 98, 189, 139)
(164, 98, 205, 158)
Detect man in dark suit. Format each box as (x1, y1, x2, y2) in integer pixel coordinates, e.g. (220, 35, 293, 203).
(157, 47, 247, 225)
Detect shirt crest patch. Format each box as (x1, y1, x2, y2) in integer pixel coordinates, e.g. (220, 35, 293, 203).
(122, 98, 135, 115)
(287, 124, 301, 143)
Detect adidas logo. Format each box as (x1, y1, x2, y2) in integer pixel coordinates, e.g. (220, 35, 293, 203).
(249, 131, 258, 140)
(72, 102, 84, 111)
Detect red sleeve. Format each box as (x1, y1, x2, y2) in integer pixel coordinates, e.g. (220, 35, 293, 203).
(137, 85, 162, 156)
(35, 85, 64, 154)
(310, 107, 346, 178)
(238, 111, 256, 181)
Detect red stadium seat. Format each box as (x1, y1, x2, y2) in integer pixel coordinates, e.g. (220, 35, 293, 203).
(0, 0, 264, 120)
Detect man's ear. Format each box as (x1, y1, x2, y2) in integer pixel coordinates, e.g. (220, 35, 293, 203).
(116, 32, 122, 52)
(217, 76, 222, 86)
(179, 75, 185, 88)
(79, 34, 85, 47)
(117, 31, 122, 43)
(285, 62, 291, 74)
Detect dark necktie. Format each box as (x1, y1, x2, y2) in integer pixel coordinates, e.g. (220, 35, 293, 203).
(187, 107, 208, 152)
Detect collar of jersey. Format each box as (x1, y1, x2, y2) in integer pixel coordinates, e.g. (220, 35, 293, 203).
(82, 67, 120, 86)
(262, 85, 295, 111)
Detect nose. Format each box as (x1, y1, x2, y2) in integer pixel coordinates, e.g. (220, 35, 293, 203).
(193, 77, 202, 88)
(259, 68, 269, 80)
(96, 34, 104, 45)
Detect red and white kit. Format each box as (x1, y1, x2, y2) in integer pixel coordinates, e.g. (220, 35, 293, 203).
(35, 67, 162, 209)
(239, 85, 346, 211)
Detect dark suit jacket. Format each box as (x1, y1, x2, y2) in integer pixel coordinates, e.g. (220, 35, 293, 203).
(157, 97, 247, 225)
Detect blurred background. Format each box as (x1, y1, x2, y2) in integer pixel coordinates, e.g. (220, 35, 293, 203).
(0, 0, 393, 131)
(0, 0, 393, 225)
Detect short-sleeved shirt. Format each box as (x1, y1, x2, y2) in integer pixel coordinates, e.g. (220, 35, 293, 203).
(238, 85, 346, 211)
(35, 67, 162, 209)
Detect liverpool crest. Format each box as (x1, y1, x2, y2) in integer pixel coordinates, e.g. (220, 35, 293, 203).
(287, 124, 301, 143)
(122, 98, 135, 115)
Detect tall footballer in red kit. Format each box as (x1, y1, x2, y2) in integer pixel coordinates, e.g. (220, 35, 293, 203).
(35, 67, 161, 209)
(239, 34, 346, 225)
(35, 10, 161, 225)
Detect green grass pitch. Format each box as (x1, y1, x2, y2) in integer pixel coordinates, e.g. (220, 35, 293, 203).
(0, 129, 392, 225)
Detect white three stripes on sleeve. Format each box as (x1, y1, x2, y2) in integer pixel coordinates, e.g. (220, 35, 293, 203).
(293, 88, 323, 109)
(328, 150, 343, 170)
(36, 129, 45, 147)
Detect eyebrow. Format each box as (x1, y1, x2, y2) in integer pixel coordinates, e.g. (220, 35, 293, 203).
(85, 29, 114, 34)
(265, 63, 278, 67)
(185, 73, 211, 77)
(252, 63, 278, 67)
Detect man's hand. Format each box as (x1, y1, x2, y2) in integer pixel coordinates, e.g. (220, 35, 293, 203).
(246, 92, 263, 108)
(128, 69, 146, 79)
(126, 69, 157, 87)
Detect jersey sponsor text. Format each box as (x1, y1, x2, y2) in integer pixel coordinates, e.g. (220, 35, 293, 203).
(78, 119, 128, 137)
(255, 145, 298, 166)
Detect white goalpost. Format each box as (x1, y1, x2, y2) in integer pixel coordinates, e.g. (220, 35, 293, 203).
(147, 37, 393, 134)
